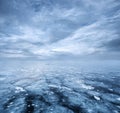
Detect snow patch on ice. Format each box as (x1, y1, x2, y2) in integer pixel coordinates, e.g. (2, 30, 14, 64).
(117, 97, 120, 101)
(15, 86, 26, 93)
(94, 95, 101, 100)
(81, 84, 94, 90)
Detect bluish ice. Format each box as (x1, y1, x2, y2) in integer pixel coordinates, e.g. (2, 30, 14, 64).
(0, 60, 120, 113)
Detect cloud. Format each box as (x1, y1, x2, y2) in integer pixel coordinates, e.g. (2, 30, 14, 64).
(0, 0, 120, 59)
(103, 38, 120, 51)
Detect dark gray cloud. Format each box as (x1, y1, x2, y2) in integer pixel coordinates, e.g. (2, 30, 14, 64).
(0, 0, 120, 59)
(104, 38, 120, 51)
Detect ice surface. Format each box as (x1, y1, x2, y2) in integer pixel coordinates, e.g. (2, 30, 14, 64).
(0, 61, 120, 113)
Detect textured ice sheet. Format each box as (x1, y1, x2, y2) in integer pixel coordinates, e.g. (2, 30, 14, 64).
(0, 61, 120, 113)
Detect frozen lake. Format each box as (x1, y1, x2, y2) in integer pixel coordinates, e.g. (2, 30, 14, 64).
(0, 60, 120, 113)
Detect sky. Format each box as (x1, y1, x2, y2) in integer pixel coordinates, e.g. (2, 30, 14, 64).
(0, 0, 120, 60)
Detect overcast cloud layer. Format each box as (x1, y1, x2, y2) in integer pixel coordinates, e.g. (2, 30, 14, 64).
(0, 0, 120, 60)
